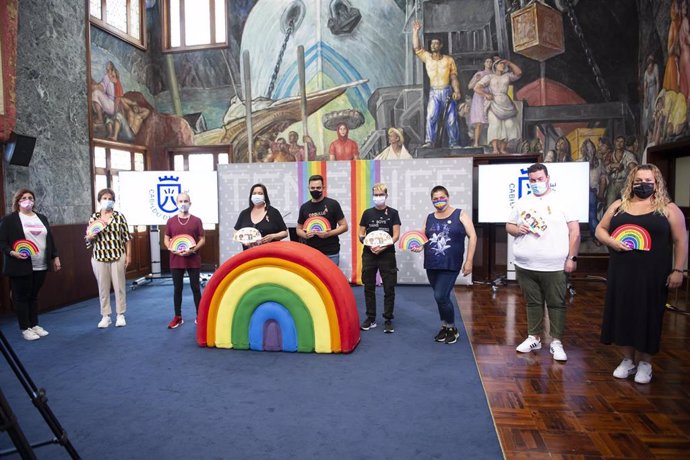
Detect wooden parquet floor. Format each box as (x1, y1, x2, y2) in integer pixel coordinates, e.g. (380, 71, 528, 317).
(455, 279, 690, 460)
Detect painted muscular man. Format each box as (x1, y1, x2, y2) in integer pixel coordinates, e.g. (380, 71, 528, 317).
(412, 20, 461, 147)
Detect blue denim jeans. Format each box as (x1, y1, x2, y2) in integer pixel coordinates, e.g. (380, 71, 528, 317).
(326, 253, 340, 266)
(426, 269, 461, 325)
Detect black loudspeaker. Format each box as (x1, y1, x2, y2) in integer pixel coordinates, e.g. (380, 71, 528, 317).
(3, 133, 36, 167)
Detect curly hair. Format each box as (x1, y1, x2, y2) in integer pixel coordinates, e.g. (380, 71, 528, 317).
(618, 164, 670, 215)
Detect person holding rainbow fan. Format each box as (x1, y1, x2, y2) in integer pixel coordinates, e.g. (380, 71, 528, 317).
(596, 164, 687, 384)
(0, 188, 61, 340)
(164, 192, 205, 329)
(412, 185, 476, 344)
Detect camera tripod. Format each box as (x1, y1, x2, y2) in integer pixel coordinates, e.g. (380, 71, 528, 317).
(0, 329, 79, 459)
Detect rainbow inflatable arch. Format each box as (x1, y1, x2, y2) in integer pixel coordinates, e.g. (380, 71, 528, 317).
(197, 241, 361, 353)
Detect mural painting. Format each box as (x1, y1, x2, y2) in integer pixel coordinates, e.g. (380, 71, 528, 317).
(89, 0, 690, 253)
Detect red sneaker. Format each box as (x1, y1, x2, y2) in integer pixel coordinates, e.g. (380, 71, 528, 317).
(168, 315, 184, 329)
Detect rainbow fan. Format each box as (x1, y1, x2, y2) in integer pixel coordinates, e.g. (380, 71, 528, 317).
(398, 230, 429, 250)
(13, 239, 39, 257)
(170, 234, 196, 252)
(86, 219, 107, 236)
(304, 216, 331, 233)
(611, 224, 652, 251)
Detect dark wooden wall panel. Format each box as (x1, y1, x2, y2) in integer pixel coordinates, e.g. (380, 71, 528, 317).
(37, 224, 99, 312)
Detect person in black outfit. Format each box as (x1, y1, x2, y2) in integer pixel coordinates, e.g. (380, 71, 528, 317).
(296, 175, 349, 265)
(596, 164, 687, 384)
(358, 183, 400, 333)
(234, 183, 288, 249)
(0, 188, 61, 341)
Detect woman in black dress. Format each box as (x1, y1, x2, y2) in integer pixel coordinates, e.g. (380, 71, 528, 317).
(596, 164, 687, 384)
(234, 183, 288, 249)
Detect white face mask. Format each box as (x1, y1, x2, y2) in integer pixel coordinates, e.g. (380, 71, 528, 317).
(251, 194, 265, 205)
(530, 182, 548, 195)
(19, 199, 34, 210)
(100, 199, 115, 211)
(373, 196, 386, 206)
(178, 203, 190, 213)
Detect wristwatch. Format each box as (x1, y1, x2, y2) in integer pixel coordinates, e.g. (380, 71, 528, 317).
(567, 255, 578, 262)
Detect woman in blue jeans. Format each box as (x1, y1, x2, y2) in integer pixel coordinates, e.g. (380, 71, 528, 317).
(413, 186, 476, 344)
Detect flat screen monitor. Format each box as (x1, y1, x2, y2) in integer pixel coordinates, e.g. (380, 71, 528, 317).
(477, 162, 590, 223)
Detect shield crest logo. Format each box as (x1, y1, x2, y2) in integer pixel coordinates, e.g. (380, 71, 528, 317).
(157, 177, 181, 213)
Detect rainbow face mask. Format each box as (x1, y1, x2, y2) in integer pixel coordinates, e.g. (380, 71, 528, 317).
(432, 199, 448, 210)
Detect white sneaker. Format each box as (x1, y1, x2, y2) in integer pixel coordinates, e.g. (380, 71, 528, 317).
(115, 314, 126, 327)
(98, 316, 112, 329)
(549, 340, 567, 361)
(634, 361, 652, 384)
(613, 358, 636, 379)
(22, 328, 40, 341)
(31, 325, 49, 337)
(516, 335, 541, 353)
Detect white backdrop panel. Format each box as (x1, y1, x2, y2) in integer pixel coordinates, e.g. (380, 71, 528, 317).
(119, 171, 219, 225)
(218, 158, 474, 284)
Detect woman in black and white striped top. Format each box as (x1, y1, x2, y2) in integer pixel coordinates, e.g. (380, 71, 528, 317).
(86, 188, 132, 329)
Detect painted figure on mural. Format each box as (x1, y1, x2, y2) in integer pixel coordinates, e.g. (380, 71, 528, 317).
(107, 96, 151, 142)
(264, 137, 296, 162)
(580, 139, 605, 245)
(642, 55, 659, 136)
(329, 123, 360, 161)
(467, 58, 493, 148)
(604, 136, 638, 209)
(554, 136, 572, 162)
(91, 61, 119, 125)
(412, 20, 461, 148)
(288, 131, 316, 161)
(650, 89, 687, 146)
(664, 0, 681, 92)
(374, 127, 412, 160)
(474, 57, 522, 154)
(678, 0, 690, 99)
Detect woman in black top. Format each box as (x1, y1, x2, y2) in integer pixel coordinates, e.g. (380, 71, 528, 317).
(0, 188, 61, 341)
(234, 183, 288, 249)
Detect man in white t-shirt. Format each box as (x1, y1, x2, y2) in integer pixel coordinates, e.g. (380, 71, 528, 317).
(506, 163, 580, 361)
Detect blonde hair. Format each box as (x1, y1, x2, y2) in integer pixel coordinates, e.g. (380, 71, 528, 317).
(372, 183, 388, 195)
(618, 164, 670, 215)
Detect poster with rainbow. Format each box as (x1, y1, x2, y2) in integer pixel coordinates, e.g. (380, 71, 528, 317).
(197, 241, 360, 353)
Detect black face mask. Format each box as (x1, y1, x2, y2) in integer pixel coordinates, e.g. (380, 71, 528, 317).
(310, 190, 323, 200)
(633, 182, 655, 199)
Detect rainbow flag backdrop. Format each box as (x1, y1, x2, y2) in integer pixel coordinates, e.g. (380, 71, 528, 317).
(197, 241, 360, 353)
(297, 161, 327, 204)
(350, 160, 381, 284)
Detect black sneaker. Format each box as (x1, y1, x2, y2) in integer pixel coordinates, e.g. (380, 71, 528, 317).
(384, 320, 394, 333)
(434, 327, 448, 342)
(444, 327, 460, 344)
(360, 318, 377, 331)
